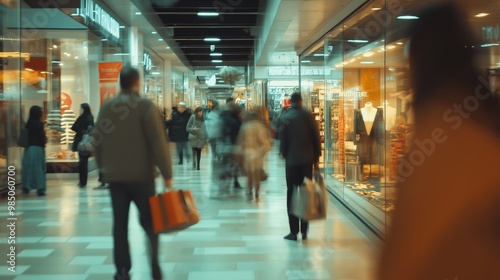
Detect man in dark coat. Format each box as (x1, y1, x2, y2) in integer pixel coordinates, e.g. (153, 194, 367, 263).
(167, 102, 191, 164)
(218, 98, 243, 189)
(280, 93, 321, 241)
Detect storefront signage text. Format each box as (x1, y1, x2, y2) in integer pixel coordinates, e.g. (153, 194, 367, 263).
(143, 52, 152, 72)
(328, 90, 368, 99)
(268, 67, 332, 76)
(81, 0, 120, 40)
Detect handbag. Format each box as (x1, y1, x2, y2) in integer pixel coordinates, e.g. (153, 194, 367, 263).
(260, 169, 268, 181)
(291, 172, 327, 221)
(18, 128, 29, 148)
(77, 133, 93, 157)
(149, 189, 200, 234)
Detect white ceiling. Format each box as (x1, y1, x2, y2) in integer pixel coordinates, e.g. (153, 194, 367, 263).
(102, 0, 190, 72)
(256, 0, 367, 66)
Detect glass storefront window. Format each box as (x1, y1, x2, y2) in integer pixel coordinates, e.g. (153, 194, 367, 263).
(0, 0, 21, 189)
(300, 0, 500, 234)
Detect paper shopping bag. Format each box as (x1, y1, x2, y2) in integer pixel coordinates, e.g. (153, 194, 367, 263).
(149, 189, 200, 234)
(291, 174, 327, 221)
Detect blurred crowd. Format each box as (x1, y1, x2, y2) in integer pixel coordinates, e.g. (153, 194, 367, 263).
(165, 97, 275, 201)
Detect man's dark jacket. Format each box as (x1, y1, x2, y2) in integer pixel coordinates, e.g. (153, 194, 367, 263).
(279, 104, 321, 166)
(167, 111, 191, 142)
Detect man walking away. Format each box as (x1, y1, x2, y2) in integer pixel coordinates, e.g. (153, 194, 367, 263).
(167, 102, 191, 165)
(204, 99, 223, 161)
(219, 99, 243, 189)
(93, 66, 173, 280)
(280, 92, 321, 241)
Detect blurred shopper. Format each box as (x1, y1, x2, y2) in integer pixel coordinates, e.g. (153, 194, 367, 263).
(280, 93, 321, 241)
(204, 99, 223, 161)
(219, 99, 243, 189)
(187, 107, 208, 170)
(93, 66, 172, 280)
(167, 102, 191, 165)
(271, 107, 287, 141)
(236, 107, 273, 201)
(378, 4, 500, 280)
(21, 105, 47, 196)
(71, 103, 94, 188)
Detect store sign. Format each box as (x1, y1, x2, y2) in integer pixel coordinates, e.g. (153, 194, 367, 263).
(482, 25, 500, 42)
(268, 66, 332, 76)
(81, 0, 120, 40)
(143, 52, 153, 72)
(328, 90, 368, 99)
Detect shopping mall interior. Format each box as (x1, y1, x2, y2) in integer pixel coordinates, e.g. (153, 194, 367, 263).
(1, 0, 500, 279)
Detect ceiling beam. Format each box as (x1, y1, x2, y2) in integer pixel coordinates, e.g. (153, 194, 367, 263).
(157, 25, 255, 28)
(174, 38, 255, 41)
(153, 12, 260, 15)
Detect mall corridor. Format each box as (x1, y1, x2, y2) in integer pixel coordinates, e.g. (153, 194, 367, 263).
(0, 146, 377, 280)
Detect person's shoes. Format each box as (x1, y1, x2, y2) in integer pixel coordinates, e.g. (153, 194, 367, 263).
(178, 161, 183, 165)
(79, 185, 86, 188)
(114, 273, 131, 280)
(302, 233, 308, 240)
(247, 191, 253, 201)
(22, 188, 30, 194)
(93, 184, 108, 190)
(255, 193, 260, 202)
(37, 192, 46, 197)
(234, 181, 243, 189)
(284, 233, 298, 241)
(197, 166, 200, 171)
(77, 183, 82, 187)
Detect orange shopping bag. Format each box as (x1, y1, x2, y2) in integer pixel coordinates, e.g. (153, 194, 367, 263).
(149, 189, 200, 234)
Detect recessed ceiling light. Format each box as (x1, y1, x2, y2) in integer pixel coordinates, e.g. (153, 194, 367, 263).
(152, 31, 157, 34)
(313, 54, 328, 57)
(347, 39, 369, 43)
(372, 7, 382, 11)
(212, 60, 223, 63)
(135, 12, 142, 15)
(397, 42, 404, 45)
(363, 52, 374, 57)
(114, 53, 131, 56)
(101, 38, 108, 41)
(387, 45, 396, 50)
(59, 63, 64, 66)
(301, 60, 311, 63)
(119, 26, 125, 29)
(158, 38, 164, 41)
(198, 12, 219, 17)
(397, 15, 419, 20)
(210, 53, 223, 56)
(53, 45, 57, 49)
(204, 38, 221, 42)
(166, 47, 171, 49)
(475, 12, 490, 18)
(361, 61, 374, 64)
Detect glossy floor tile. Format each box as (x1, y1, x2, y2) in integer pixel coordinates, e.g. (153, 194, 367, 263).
(0, 145, 378, 280)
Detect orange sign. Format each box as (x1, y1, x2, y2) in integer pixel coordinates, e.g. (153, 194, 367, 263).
(98, 62, 122, 105)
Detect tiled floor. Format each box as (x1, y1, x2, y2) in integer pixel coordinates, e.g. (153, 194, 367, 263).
(0, 145, 378, 280)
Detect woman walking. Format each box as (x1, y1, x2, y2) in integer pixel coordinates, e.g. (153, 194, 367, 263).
(186, 107, 207, 170)
(71, 103, 94, 188)
(22, 106, 47, 196)
(236, 107, 273, 201)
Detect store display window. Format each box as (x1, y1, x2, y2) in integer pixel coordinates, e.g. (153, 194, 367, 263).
(20, 39, 93, 169)
(300, 0, 500, 234)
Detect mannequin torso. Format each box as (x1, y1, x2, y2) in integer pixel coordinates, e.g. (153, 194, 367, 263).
(361, 103, 377, 135)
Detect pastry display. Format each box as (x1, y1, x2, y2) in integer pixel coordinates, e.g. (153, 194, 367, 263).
(60, 109, 76, 145)
(46, 109, 63, 143)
